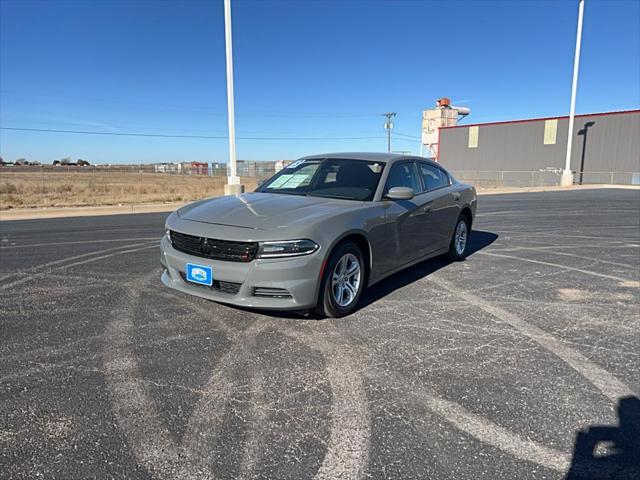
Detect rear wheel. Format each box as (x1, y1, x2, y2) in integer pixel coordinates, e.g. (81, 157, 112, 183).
(448, 215, 470, 261)
(315, 242, 364, 318)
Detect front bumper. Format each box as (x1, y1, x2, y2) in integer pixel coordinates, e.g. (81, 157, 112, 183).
(160, 235, 323, 310)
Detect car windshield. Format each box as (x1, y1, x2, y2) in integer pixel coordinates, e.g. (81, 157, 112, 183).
(257, 158, 385, 201)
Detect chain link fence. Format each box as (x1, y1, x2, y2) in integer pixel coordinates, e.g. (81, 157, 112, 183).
(0, 164, 276, 210)
(1, 164, 638, 210)
(451, 170, 640, 188)
(2, 162, 281, 177)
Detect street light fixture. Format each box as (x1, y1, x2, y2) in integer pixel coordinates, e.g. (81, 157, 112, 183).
(577, 121, 595, 185)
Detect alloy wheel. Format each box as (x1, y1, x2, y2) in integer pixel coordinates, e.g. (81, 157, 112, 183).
(455, 220, 468, 256)
(331, 253, 361, 307)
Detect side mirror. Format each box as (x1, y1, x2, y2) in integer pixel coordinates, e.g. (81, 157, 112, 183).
(385, 186, 415, 200)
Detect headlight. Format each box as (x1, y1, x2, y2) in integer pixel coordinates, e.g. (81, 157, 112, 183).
(257, 239, 319, 258)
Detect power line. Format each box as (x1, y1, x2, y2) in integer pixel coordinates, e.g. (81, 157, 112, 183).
(0, 118, 229, 134)
(0, 91, 381, 118)
(394, 131, 421, 139)
(0, 118, 379, 136)
(0, 126, 384, 141)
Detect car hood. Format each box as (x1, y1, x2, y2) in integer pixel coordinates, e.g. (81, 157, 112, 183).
(177, 192, 363, 230)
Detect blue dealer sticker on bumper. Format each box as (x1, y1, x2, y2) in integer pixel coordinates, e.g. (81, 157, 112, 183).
(186, 263, 213, 286)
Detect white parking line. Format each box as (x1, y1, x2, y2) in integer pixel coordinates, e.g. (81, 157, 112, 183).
(407, 383, 634, 477)
(0, 242, 157, 290)
(61, 244, 157, 269)
(475, 211, 515, 217)
(0, 241, 155, 281)
(363, 363, 576, 474)
(295, 330, 370, 480)
(105, 283, 211, 480)
(477, 251, 635, 283)
(490, 243, 640, 251)
(430, 277, 636, 403)
(0, 237, 159, 249)
(417, 390, 571, 472)
(485, 246, 638, 269)
(489, 230, 638, 242)
(105, 276, 370, 480)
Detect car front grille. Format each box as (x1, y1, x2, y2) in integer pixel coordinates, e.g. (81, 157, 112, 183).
(170, 230, 258, 263)
(179, 271, 242, 295)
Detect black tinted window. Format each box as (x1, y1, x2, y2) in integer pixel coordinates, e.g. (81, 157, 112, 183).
(384, 162, 421, 195)
(419, 163, 448, 191)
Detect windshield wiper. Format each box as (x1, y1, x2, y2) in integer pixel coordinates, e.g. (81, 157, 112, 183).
(308, 193, 359, 200)
(265, 190, 309, 196)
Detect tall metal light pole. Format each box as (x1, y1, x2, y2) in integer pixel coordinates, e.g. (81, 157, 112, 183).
(383, 112, 396, 153)
(223, 0, 244, 195)
(561, 0, 585, 187)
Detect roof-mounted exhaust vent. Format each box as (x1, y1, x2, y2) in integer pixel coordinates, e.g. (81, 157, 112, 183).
(421, 97, 472, 160)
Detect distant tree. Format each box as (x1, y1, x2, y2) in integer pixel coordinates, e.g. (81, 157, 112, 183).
(53, 160, 60, 166)
(77, 159, 90, 166)
(60, 157, 71, 165)
(31, 160, 41, 166)
(15, 158, 28, 166)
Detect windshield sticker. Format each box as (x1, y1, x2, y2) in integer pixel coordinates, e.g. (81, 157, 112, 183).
(286, 159, 306, 169)
(267, 175, 293, 188)
(369, 163, 383, 174)
(267, 173, 311, 189)
(283, 174, 310, 188)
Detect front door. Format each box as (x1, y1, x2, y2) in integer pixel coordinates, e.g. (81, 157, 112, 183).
(380, 161, 431, 270)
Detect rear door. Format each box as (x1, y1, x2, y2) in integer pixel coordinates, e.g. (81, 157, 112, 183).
(416, 161, 459, 253)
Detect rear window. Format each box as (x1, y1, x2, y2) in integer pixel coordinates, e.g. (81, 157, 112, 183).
(257, 158, 385, 201)
(418, 162, 449, 191)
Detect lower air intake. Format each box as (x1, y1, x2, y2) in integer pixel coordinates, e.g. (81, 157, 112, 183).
(253, 287, 292, 299)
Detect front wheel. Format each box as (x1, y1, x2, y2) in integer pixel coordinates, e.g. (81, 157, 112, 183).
(315, 242, 365, 318)
(448, 215, 470, 261)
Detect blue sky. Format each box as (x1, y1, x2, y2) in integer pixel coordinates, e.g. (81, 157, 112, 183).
(1, 0, 639, 164)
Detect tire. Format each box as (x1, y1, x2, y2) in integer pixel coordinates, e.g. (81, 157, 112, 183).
(448, 215, 470, 261)
(315, 242, 365, 318)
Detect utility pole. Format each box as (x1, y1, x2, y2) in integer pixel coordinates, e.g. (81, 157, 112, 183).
(561, 0, 585, 187)
(383, 112, 396, 153)
(223, 0, 244, 195)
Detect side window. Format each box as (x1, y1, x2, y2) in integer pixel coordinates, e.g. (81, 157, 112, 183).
(384, 162, 421, 195)
(419, 163, 448, 191)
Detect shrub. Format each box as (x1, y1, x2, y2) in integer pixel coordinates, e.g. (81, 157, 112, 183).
(0, 182, 18, 194)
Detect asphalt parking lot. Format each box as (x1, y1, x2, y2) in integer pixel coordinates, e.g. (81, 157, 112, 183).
(1, 188, 639, 480)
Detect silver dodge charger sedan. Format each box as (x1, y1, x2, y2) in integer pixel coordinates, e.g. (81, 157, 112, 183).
(161, 153, 476, 317)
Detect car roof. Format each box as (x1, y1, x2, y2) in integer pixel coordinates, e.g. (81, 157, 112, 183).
(298, 152, 424, 163)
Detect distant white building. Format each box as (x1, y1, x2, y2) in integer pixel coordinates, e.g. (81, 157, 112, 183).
(154, 163, 182, 174)
(275, 160, 292, 172)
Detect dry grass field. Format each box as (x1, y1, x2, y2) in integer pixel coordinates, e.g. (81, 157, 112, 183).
(0, 170, 262, 210)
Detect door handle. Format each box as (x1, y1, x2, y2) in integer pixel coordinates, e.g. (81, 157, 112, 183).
(423, 201, 434, 214)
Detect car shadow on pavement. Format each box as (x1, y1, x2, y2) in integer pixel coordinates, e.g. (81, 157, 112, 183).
(358, 230, 498, 310)
(235, 230, 497, 320)
(564, 395, 640, 480)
